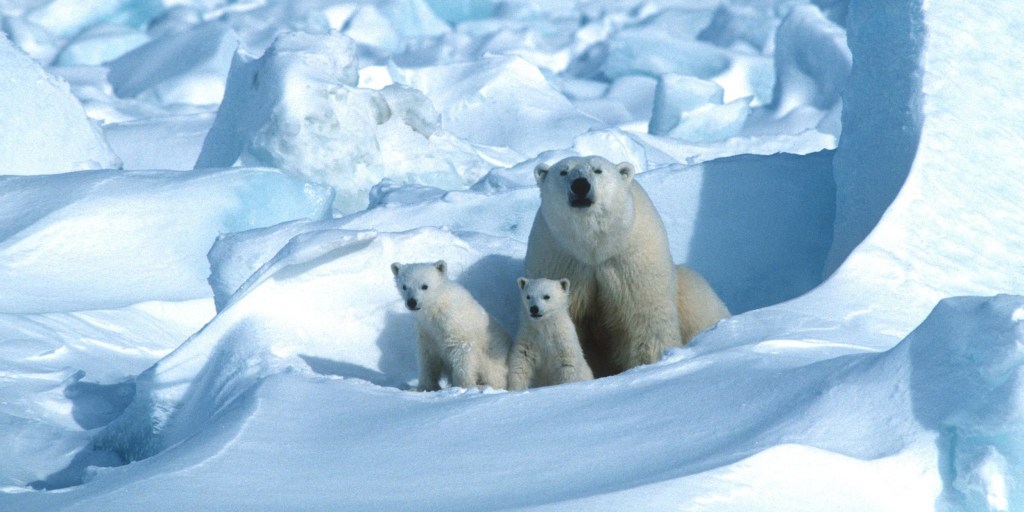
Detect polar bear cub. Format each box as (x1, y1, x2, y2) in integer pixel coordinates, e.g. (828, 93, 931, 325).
(391, 260, 512, 391)
(508, 277, 593, 390)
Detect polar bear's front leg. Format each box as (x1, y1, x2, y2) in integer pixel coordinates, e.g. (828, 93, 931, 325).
(445, 341, 477, 389)
(597, 257, 683, 371)
(507, 340, 535, 390)
(555, 346, 591, 384)
(418, 339, 443, 392)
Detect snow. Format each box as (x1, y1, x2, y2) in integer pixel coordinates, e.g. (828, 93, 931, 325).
(2, 0, 1024, 510)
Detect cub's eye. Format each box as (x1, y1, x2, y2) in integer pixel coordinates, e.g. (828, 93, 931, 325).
(526, 295, 532, 300)
(421, 284, 428, 290)
(594, 169, 602, 174)
(559, 170, 567, 176)
(543, 295, 550, 300)
(402, 285, 407, 290)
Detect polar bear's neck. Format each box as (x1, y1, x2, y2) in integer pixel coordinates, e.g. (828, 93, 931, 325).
(543, 191, 636, 266)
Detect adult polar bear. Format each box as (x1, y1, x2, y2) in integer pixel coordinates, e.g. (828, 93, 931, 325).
(525, 155, 729, 377)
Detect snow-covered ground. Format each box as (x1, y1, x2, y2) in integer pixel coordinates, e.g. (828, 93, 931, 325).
(1, 0, 1023, 510)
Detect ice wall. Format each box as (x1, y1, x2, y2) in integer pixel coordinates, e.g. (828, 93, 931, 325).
(0, 33, 121, 174)
(823, 0, 923, 273)
(815, 0, 1024, 338)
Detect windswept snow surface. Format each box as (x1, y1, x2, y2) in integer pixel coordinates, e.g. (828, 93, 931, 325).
(2, 0, 1024, 510)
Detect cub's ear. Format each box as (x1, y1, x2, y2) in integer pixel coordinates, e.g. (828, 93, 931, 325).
(534, 163, 550, 185)
(434, 260, 447, 275)
(617, 162, 635, 181)
(559, 278, 570, 292)
(517, 277, 528, 290)
(390, 262, 401, 276)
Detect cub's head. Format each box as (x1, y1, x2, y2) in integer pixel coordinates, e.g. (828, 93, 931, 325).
(516, 277, 570, 319)
(534, 155, 635, 214)
(391, 261, 448, 312)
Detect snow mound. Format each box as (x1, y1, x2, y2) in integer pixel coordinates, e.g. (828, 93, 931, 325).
(106, 22, 238, 106)
(908, 296, 1024, 511)
(196, 31, 494, 213)
(0, 168, 332, 314)
(97, 228, 524, 463)
(0, 33, 121, 174)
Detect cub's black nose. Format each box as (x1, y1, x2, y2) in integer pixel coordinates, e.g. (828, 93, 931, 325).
(570, 178, 591, 196)
(529, 305, 539, 315)
(407, 298, 418, 310)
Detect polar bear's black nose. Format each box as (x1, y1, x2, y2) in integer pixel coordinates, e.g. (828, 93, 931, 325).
(407, 298, 418, 310)
(570, 178, 591, 196)
(529, 305, 539, 315)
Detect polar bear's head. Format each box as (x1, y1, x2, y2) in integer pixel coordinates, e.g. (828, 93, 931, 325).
(534, 155, 638, 264)
(534, 155, 635, 212)
(516, 277, 570, 319)
(391, 260, 448, 312)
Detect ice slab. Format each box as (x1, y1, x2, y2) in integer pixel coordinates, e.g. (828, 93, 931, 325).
(0, 32, 121, 174)
(392, 55, 601, 157)
(0, 167, 333, 314)
(106, 21, 238, 106)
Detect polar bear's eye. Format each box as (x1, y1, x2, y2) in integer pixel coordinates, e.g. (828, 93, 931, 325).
(543, 295, 550, 300)
(559, 170, 567, 176)
(402, 285, 407, 290)
(421, 284, 428, 290)
(526, 295, 531, 300)
(594, 169, 602, 174)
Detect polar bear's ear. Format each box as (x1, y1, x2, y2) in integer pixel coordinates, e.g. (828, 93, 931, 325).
(617, 162, 635, 181)
(434, 260, 447, 275)
(390, 262, 401, 276)
(534, 163, 550, 184)
(517, 277, 528, 290)
(559, 278, 570, 292)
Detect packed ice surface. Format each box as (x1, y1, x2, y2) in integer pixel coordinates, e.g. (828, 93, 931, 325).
(2, 0, 1024, 510)
(196, 31, 501, 213)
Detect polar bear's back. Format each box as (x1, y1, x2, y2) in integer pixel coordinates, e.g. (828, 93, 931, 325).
(676, 264, 730, 343)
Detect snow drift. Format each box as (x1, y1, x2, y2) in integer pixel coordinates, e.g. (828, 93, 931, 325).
(0, 167, 332, 314)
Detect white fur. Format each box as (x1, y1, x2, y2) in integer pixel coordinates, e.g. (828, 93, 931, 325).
(391, 261, 512, 391)
(508, 277, 593, 390)
(525, 155, 730, 376)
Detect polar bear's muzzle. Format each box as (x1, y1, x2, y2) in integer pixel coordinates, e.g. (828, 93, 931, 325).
(568, 177, 594, 208)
